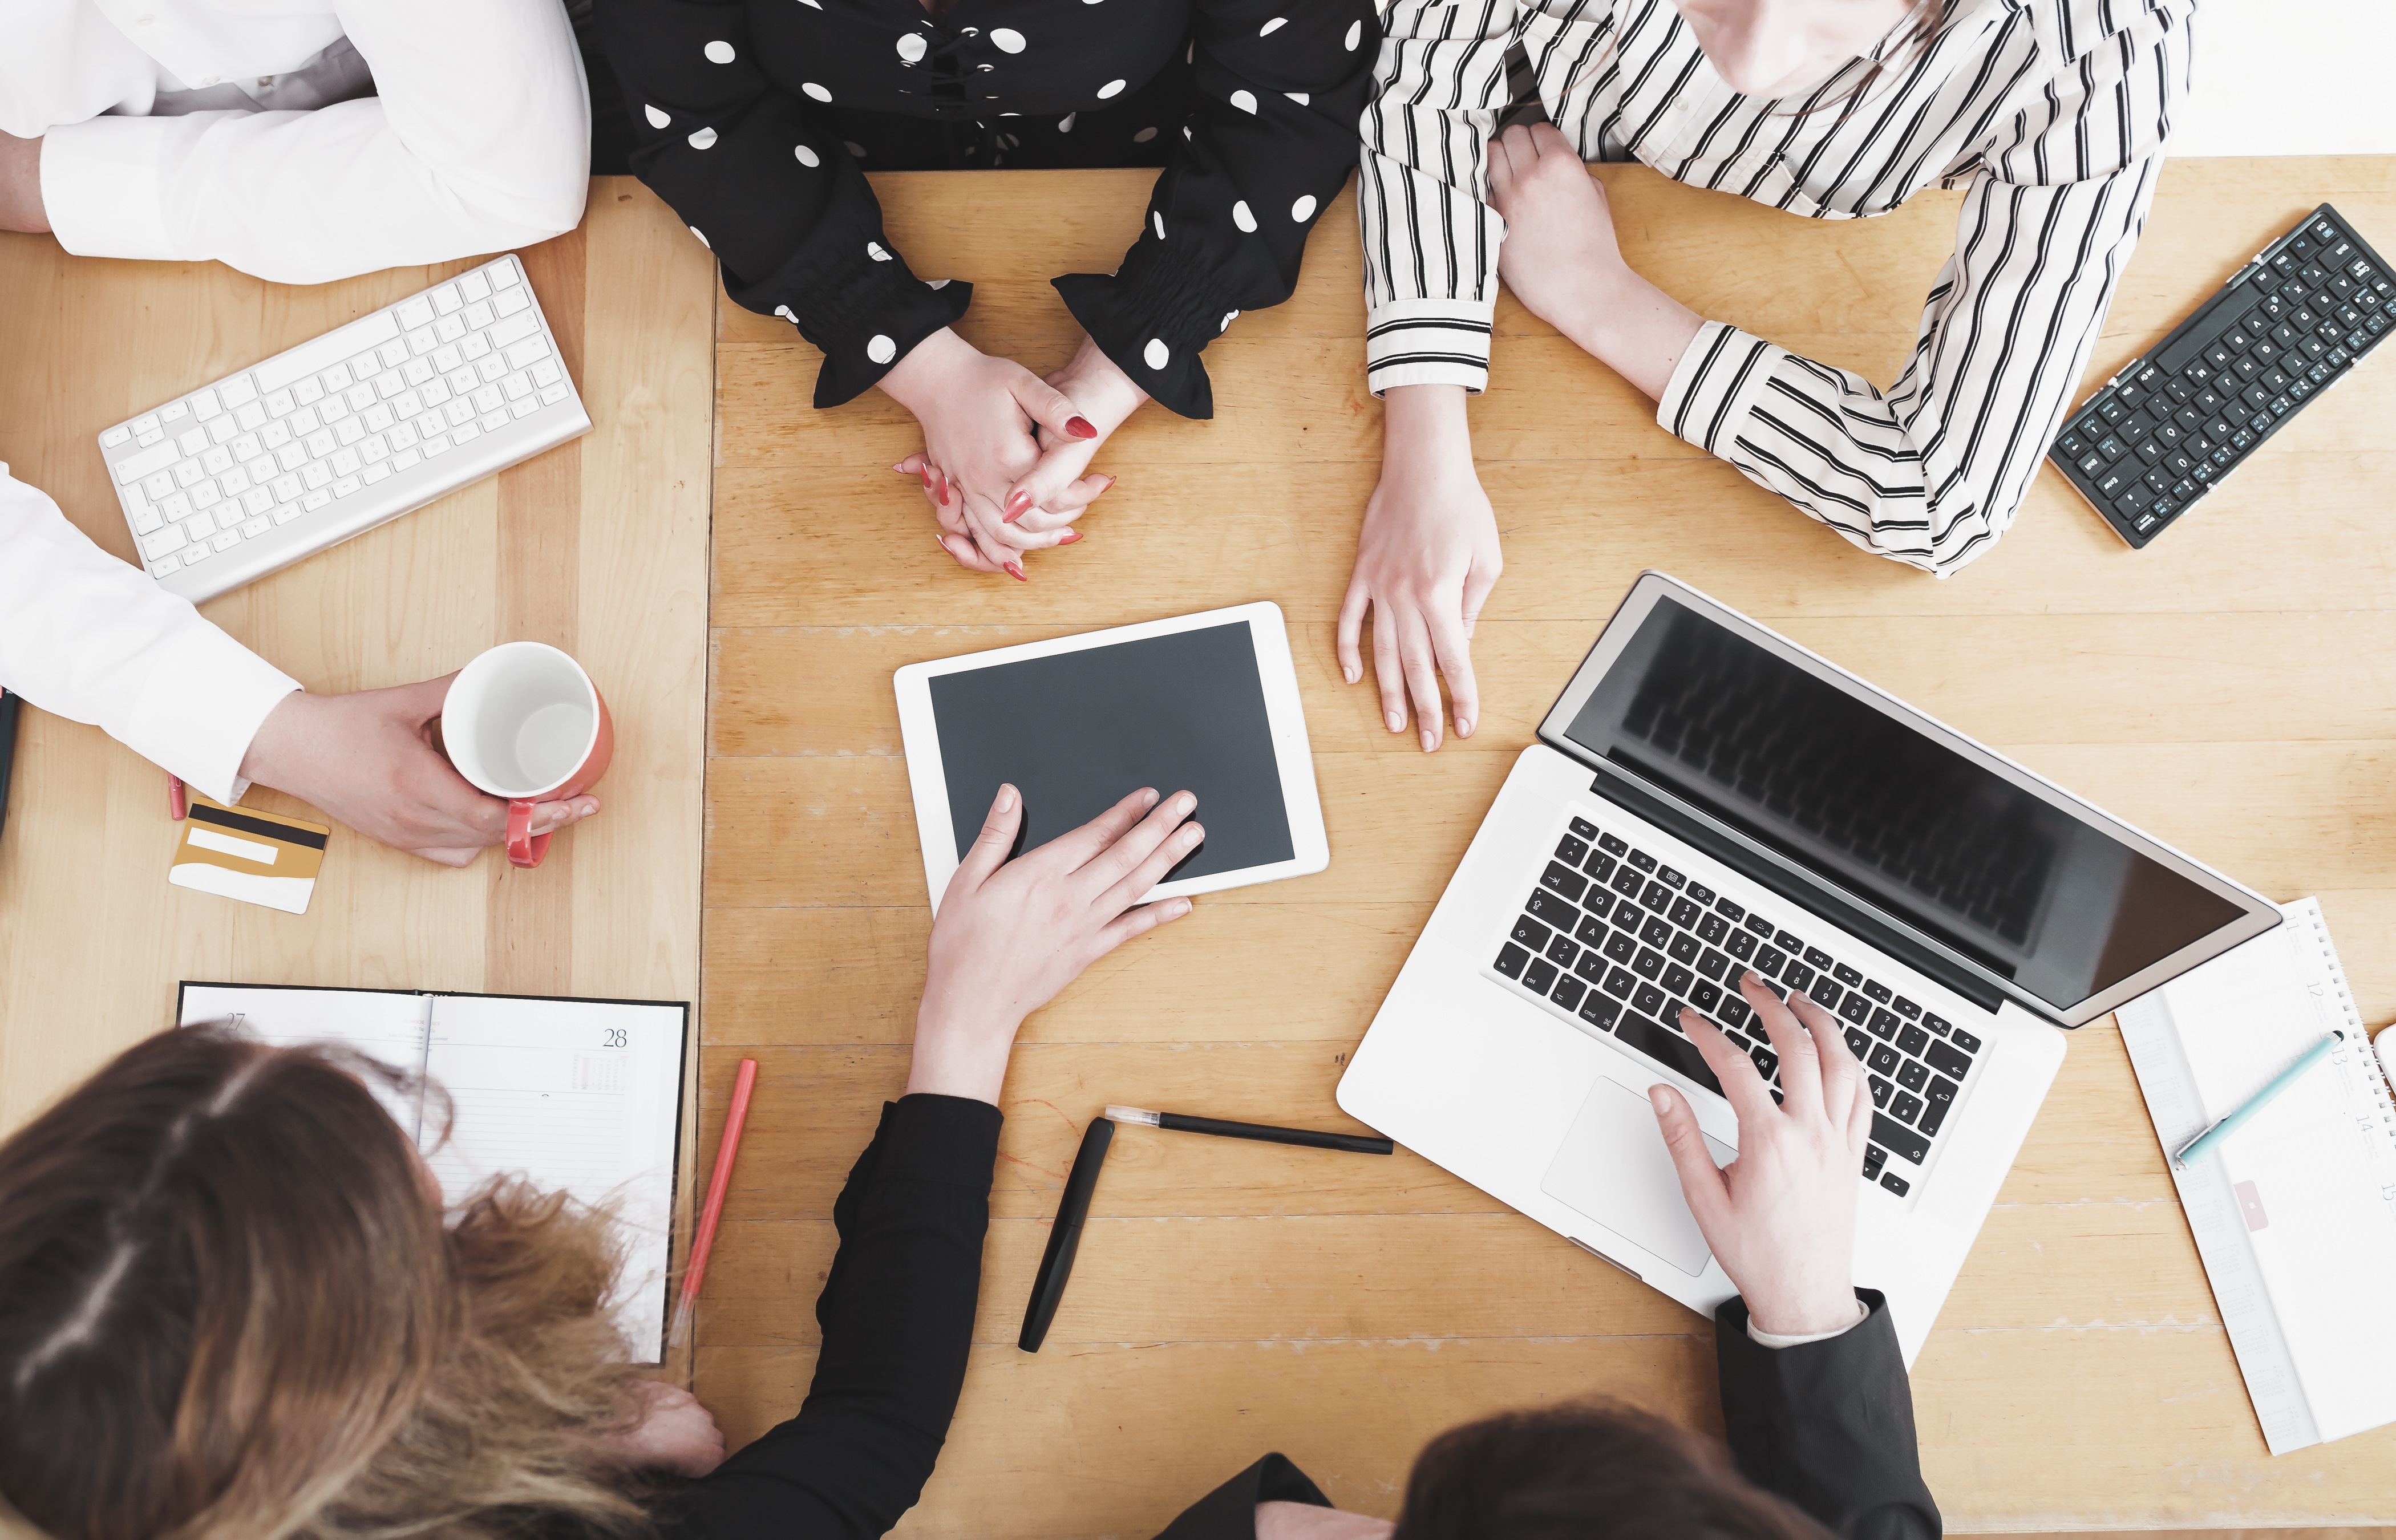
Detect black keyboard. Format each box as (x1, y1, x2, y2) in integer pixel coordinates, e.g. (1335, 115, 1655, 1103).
(2050, 203, 2392, 549)
(1490, 816, 1982, 1198)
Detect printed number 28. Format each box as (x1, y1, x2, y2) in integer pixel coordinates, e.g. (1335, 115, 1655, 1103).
(604, 1028, 628, 1048)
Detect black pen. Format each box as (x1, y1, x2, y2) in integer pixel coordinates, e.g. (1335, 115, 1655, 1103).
(1105, 1104, 1394, 1156)
(1019, 1117, 1112, 1353)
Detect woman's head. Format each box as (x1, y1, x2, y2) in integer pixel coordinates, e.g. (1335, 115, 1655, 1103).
(1391, 1398, 1834, 1540)
(0, 1027, 646, 1540)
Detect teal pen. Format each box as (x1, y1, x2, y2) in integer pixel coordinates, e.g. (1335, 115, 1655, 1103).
(2173, 1031, 2344, 1168)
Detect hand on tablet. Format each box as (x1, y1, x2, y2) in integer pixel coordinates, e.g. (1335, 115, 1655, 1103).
(910, 783, 1202, 1104)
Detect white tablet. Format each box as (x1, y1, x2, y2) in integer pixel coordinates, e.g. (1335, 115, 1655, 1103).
(894, 602, 1329, 915)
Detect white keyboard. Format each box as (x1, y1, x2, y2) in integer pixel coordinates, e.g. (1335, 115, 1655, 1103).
(99, 254, 592, 605)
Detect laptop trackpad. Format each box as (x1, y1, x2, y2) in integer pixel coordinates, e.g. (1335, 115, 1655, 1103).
(1540, 1076, 1734, 1279)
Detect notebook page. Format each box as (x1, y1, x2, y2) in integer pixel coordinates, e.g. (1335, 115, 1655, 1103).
(420, 995, 686, 1361)
(177, 983, 431, 1140)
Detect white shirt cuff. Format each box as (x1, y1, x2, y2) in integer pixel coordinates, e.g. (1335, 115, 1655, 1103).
(42, 116, 185, 263)
(1366, 298, 1495, 396)
(1656, 321, 1787, 456)
(124, 630, 301, 807)
(1746, 1296, 1870, 1350)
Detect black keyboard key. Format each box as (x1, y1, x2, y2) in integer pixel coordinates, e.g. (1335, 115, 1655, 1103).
(1743, 914, 1775, 937)
(1774, 930, 1803, 953)
(1838, 992, 1872, 1026)
(1751, 1045, 1778, 1080)
(1873, 1113, 1930, 1165)
(1572, 951, 1608, 986)
(1880, 1171, 1910, 1197)
(1753, 946, 1786, 979)
(1832, 963, 1862, 987)
(1890, 1091, 1924, 1125)
(1661, 963, 1695, 997)
(1807, 975, 1841, 1010)
(1714, 897, 1745, 922)
(1556, 833, 1589, 866)
(1666, 933, 1701, 965)
(1552, 974, 1586, 1011)
(1863, 1144, 1887, 1180)
(1921, 1011, 1949, 1038)
(1575, 913, 1609, 947)
(1664, 997, 1690, 1027)
(1605, 966, 1637, 999)
(1632, 947, 1666, 980)
(1569, 816, 1599, 840)
(1686, 882, 1715, 903)
(1869, 1074, 1892, 1108)
(1895, 1059, 1928, 1092)
(1725, 929, 1758, 962)
(1626, 848, 1657, 873)
(1718, 996, 1753, 1030)
(1511, 917, 1552, 954)
(1697, 913, 1729, 945)
(2202, 341, 2231, 370)
(1925, 1074, 1958, 1112)
(1545, 934, 1579, 968)
(1844, 1026, 1871, 1059)
(1915, 1097, 1947, 1138)
(1609, 866, 1644, 899)
(1602, 930, 1638, 964)
(1896, 1024, 1930, 1057)
(1949, 1027, 1983, 1054)
(1657, 866, 1686, 889)
(1868, 1043, 1901, 1076)
(1525, 889, 1576, 929)
(1582, 890, 1616, 922)
(1598, 832, 1627, 856)
(1541, 862, 1587, 902)
(1524, 958, 1558, 995)
(1802, 946, 1834, 969)
(1690, 980, 1722, 1012)
(2097, 397, 2128, 425)
(1925, 1040, 1973, 1080)
(1695, 947, 1729, 982)
(1782, 962, 1817, 994)
(1584, 850, 1617, 884)
(1641, 881, 1674, 913)
(1892, 997, 1921, 1020)
(1495, 942, 1529, 979)
(1669, 897, 1703, 929)
(1580, 992, 1621, 1032)
(1640, 915, 1674, 949)
(1618, 1011, 1721, 1096)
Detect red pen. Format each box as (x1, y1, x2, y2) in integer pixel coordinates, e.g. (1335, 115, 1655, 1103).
(669, 1057, 758, 1349)
(168, 775, 187, 820)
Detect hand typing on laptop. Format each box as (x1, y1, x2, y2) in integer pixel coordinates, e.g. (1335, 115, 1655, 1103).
(1651, 971, 1873, 1339)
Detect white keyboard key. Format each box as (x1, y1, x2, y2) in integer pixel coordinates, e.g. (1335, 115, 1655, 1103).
(444, 366, 476, 395)
(159, 491, 192, 521)
(392, 447, 423, 472)
(435, 314, 468, 345)
(303, 462, 333, 490)
(452, 419, 481, 447)
(479, 410, 509, 433)
(241, 487, 273, 517)
(472, 383, 503, 413)
(191, 388, 222, 421)
(174, 460, 205, 488)
(241, 515, 271, 537)
(363, 403, 395, 432)
(218, 467, 250, 496)
(319, 394, 350, 424)
(488, 309, 540, 349)
(176, 427, 208, 456)
(502, 372, 533, 402)
(509, 398, 539, 421)
(459, 270, 491, 302)
(189, 479, 222, 510)
(404, 358, 438, 388)
(335, 418, 366, 447)
(115, 439, 181, 484)
(102, 424, 132, 447)
(305, 429, 336, 458)
(361, 433, 389, 463)
(531, 359, 563, 388)
(273, 504, 306, 525)
(293, 376, 325, 406)
(331, 447, 362, 477)
(388, 422, 419, 451)
(218, 375, 258, 408)
(489, 260, 520, 290)
(444, 399, 475, 427)
(423, 433, 452, 457)
(242, 455, 274, 484)
(379, 339, 408, 370)
(431, 283, 463, 315)
(211, 531, 241, 553)
(275, 443, 308, 473)
(492, 286, 533, 320)
(321, 362, 352, 392)
(464, 299, 495, 330)
(462, 332, 492, 362)
(432, 345, 463, 374)
(201, 445, 234, 475)
(234, 401, 268, 432)
(229, 432, 261, 461)
(540, 383, 571, 406)
(142, 469, 175, 499)
(182, 545, 212, 567)
(421, 380, 452, 410)
(185, 510, 217, 540)
(374, 376, 406, 406)
(332, 475, 362, 498)
(408, 326, 438, 357)
(363, 460, 392, 486)
(398, 297, 435, 329)
(290, 404, 321, 436)
(302, 488, 332, 512)
(264, 389, 295, 416)
(141, 525, 187, 560)
(349, 351, 381, 382)
(151, 560, 183, 579)
(159, 400, 188, 423)
(476, 355, 507, 384)
(133, 501, 165, 536)
(271, 473, 303, 501)
(345, 382, 374, 411)
(135, 428, 165, 448)
(504, 334, 551, 370)
(132, 413, 161, 436)
(208, 416, 239, 446)
(412, 410, 444, 437)
(393, 388, 424, 418)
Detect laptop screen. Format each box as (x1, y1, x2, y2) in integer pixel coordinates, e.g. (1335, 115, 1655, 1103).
(1560, 596, 2245, 1009)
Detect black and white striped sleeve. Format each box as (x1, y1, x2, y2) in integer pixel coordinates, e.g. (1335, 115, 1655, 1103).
(1658, 4, 2193, 576)
(1354, 0, 1537, 395)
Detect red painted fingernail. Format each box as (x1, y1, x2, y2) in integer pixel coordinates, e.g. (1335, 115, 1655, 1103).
(919, 466, 933, 489)
(1005, 561, 1027, 582)
(1003, 489, 1033, 524)
(1096, 475, 1117, 493)
(1059, 529, 1083, 545)
(1066, 416, 1098, 439)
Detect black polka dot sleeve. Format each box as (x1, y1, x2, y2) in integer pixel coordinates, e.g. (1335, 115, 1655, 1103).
(593, 0, 971, 408)
(1054, 0, 1378, 419)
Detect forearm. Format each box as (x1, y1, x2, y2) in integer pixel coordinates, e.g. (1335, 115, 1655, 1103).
(0, 131, 48, 234)
(1552, 262, 1707, 403)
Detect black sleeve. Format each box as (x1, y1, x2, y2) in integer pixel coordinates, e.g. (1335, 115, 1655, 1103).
(1714, 1290, 1942, 1540)
(1147, 1454, 1329, 1540)
(591, 0, 970, 407)
(662, 1094, 1002, 1540)
(1052, 0, 1379, 420)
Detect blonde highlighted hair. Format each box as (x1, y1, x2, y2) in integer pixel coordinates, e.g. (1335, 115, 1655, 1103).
(0, 1027, 656, 1540)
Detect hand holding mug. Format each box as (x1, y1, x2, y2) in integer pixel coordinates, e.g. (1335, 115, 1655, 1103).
(439, 642, 614, 868)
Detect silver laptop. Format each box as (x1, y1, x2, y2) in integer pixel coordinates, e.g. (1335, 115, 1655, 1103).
(1337, 573, 2280, 1364)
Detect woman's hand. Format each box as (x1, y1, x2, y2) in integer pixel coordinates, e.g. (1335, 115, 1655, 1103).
(910, 783, 1203, 1104)
(1649, 972, 1873, 1338)
(596, 1380, 727, 1479)
(879, 328, 1099, 579)
(999, 332, 1148, 542)
(1339, 383, 1500, 752)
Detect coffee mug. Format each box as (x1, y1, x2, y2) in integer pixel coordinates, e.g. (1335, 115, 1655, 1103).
(441, 642, 614, 868)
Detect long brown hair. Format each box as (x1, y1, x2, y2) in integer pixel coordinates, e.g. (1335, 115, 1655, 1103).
(0, 1027, 653, 1540)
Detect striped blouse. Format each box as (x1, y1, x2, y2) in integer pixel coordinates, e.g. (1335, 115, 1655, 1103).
(1358, 0, 2195, 574)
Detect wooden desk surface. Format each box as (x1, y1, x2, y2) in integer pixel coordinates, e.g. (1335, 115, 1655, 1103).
(0, 184, 715, 1274)
(701, 156, 2396, 1534)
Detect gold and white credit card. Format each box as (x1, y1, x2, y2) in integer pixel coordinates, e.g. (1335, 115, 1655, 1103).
(168, 793, 329, 915)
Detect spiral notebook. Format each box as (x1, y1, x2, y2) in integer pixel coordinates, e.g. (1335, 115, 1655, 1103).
(2116, 899, 2394, 1454)
(177, 982, 689, 1363)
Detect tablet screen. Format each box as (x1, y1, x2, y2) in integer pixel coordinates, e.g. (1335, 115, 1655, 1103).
(929, 621, 1294, 884)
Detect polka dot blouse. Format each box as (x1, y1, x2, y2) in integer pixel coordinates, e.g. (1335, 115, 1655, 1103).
(594, 0, 1379, 418)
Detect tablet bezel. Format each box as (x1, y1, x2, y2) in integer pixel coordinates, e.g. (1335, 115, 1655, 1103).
(892, 601, 1330, 915)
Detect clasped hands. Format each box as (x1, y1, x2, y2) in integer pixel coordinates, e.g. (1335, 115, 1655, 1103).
(879, 327, 1146, 579)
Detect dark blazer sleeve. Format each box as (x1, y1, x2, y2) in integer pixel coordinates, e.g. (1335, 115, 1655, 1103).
(1052, 0, 1378, 419)
(1148, 1453, 1330, 1540)
(592, 0, 970, 407)
(1714, 1290, 1942, 1540)
(661, 1094, 1002, 1539)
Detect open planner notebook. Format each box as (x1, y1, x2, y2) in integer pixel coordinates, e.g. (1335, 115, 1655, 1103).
(178, 983, 689, 1362)
(2117, 898, 2393, 1454)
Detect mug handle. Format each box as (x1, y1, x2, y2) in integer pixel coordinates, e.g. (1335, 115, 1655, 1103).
(505, 798, 552, 869)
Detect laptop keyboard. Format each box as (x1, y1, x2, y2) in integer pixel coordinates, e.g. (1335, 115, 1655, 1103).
(1490, 816, 1982, 1198)
(2049, 202, 2391, 549)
